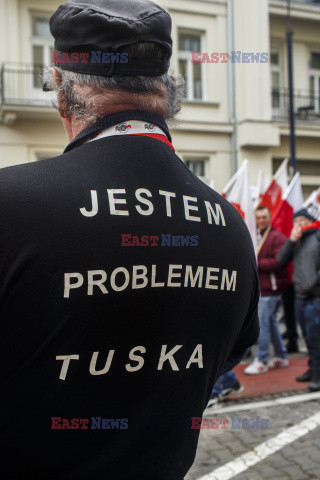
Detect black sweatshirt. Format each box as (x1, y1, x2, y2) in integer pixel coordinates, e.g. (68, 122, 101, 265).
(0, 111, 259, 480)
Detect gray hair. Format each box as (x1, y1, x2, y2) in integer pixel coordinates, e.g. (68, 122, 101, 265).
(43, 42, 185, 126)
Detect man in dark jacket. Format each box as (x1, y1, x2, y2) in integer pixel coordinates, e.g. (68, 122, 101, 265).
(278, 208, 320, 391)
(0, 1, 259, 478)
(245, 206, 288, 374)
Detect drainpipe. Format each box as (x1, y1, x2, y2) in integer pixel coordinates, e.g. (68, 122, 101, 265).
(227, 0, 237, 175)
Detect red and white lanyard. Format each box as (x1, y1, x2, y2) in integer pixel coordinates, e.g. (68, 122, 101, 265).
(87, 120, 175, 151)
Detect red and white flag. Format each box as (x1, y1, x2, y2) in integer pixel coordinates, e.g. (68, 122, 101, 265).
(258, 158, 288, 219)
(272, 172, 304, 237)
(257, 170, 270, 197)
(303, 187, 320, 220)
(223, 160, 257, 249)
(253, 170, 270, 208)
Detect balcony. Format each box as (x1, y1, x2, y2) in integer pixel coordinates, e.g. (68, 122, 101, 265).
(272, 88, 320, 123)
(0, 63, 57, 123)
(269, 0, 320, 21)
(271, 0, 320, 6)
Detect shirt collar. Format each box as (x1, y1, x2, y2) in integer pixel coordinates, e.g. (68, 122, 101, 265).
(260, 226, 271, 235)
(64, 109, 172, 154)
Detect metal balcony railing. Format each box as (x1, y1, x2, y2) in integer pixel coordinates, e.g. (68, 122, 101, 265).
(271, 0, 320, 6)
(0, 62, 52, 107)
(272, 89, 320, 122)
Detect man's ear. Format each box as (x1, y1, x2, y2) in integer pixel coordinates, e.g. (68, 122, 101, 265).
(52, 68, 68, 118)
(52, 67, 61, 87)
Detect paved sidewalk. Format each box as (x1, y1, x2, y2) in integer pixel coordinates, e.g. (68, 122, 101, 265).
(186, 397, 320, 480)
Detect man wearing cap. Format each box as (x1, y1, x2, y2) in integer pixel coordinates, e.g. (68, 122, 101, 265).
(278, 208, 320, 392)
(0, 1, 259, 478)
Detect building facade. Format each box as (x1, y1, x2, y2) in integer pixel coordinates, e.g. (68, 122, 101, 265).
(0, 0, 319, 196)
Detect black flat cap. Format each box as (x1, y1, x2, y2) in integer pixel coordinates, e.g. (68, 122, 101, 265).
(293, 208, 316, 222)
(49, 0, 172, 77)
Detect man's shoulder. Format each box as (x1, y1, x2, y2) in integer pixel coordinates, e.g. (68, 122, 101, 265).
(0, 152, 69, 176)
(303, 229, 320, 248)
(0, 152, 74, 196)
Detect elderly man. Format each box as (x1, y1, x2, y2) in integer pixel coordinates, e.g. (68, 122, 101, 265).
(278, 209, 320, 392)
(0, 1, 259, 478)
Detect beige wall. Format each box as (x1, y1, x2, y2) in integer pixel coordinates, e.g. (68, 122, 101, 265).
(0, 116, 65, 167)
(234, 0, 272, 123)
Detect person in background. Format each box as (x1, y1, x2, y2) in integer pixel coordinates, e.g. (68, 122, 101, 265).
(282, 283, 299, 353)
(245, 206, 288, 375)
(206, 371, 243, 409)
(278, 209, 320, 392)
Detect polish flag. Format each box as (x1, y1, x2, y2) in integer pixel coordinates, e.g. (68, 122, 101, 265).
(253, 170, 270, 208)
(258, 158, 288, 219)
(272, 172, 304, 237)
(223, 160, 257, 249)
(303, 187, 320, 220)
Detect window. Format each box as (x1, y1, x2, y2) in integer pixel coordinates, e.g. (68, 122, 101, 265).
(309, 51, 320, 112)
(273, 158, 320, 177)
(185, 158, 207, 177)
(178, 31, 204, 101)
(271, 47, 282, 110)
(310, 52, 320, 69)
(31, 15, 54, 89)
(32, 17, 51, 37)
(303, 184, 320, 199)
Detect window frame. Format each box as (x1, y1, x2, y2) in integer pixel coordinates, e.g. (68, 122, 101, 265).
(30, 13, 54, 91)
(270, 45, 283, 113)
(183, 156, 208, 180)
(178, 29, 205, 102)
(309, 50, 320, 113)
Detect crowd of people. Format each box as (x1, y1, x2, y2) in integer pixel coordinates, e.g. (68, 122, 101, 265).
(207, 205, 320, 409)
